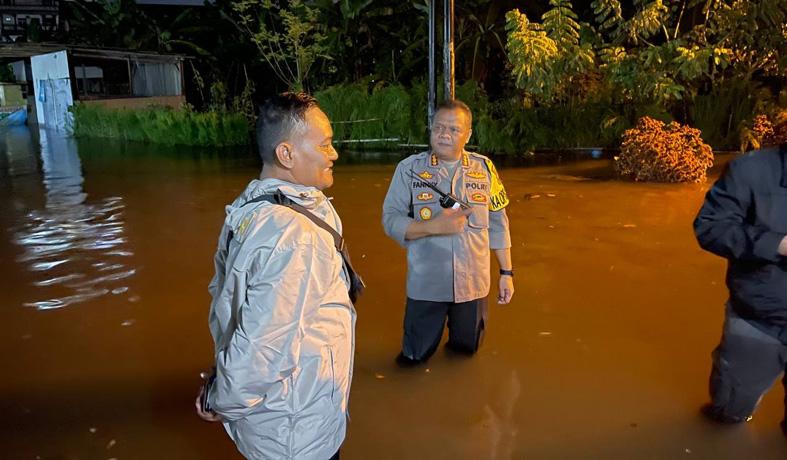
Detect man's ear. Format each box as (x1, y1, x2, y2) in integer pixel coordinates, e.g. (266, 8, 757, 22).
(466, 128, 473, 144)
(274, 143, 294, 168)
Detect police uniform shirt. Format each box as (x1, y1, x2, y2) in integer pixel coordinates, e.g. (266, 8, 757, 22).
(382, 150, 512, 303)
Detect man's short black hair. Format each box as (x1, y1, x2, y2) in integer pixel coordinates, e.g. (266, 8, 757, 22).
(256, 92, 319, 164)
(435, 99, 473, 126)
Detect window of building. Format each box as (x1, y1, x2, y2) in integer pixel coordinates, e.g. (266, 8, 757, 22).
(72, 58, 131, 99)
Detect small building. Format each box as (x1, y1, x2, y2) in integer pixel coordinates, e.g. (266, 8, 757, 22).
(0, 0, 61, 43)
(0, 43, 186, 130)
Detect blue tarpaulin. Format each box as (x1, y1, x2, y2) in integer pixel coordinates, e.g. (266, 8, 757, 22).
(0, 109, 27, 126)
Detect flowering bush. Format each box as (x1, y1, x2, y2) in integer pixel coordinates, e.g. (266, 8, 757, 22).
(749, 112, 787, 149)
(615, 117, 714, 183)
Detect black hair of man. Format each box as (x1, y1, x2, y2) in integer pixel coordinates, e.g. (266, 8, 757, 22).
(435, 99, 473, 126)
(256, 92, 319, 165)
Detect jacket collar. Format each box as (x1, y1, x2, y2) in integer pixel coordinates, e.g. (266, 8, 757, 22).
(244, 178, 325, 210)
(428, 151, 470, 169)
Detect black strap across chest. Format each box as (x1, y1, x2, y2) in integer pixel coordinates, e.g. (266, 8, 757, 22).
(228, 189, 364, 303)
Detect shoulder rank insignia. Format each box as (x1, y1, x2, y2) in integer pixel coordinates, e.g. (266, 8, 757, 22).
(461, 152, 470, 167)
(430, 154, 439, 167)
(416, 192, 434, 201)
(484, 158, 509, 211)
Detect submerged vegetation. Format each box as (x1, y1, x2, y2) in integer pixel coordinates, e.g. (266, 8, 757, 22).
(69, 104, 249, 147)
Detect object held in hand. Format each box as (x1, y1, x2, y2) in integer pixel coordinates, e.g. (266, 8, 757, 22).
(407, 171, 471, 210)
(200, 368, 217, 413)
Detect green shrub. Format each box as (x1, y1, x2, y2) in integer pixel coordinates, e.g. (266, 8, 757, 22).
(314, 80, 714, 155)
(69, 104, 249, 147)
(316, 81, 418, 148)
(691, 80, 760, 150)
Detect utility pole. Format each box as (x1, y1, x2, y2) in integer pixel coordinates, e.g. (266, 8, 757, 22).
(427, 0, 455, 128)
(443, 0, 454, 101)
(428, 0, 436, 128)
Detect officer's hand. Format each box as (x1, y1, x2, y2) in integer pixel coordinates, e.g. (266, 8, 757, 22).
(497, 275, 514, 304)
(195, 385, 223, 422)
(430, 207, 473, 235)
(779, 236, 787, 256)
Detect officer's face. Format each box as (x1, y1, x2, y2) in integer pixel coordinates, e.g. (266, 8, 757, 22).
(290, 107, 338, 190)
(430, 108, 471, 161)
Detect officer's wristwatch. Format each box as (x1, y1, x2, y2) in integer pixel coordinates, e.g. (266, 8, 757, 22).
(499, 269, 514, 277)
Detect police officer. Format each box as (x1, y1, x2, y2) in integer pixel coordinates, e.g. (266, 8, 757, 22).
(382, 99, 514, 364)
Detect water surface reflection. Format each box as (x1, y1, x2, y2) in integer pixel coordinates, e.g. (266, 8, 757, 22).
(1, 128, 786, 459)
(8, 128, 135, 310)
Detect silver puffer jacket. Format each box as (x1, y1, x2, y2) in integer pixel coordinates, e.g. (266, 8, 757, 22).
(207, 178, 355, 460)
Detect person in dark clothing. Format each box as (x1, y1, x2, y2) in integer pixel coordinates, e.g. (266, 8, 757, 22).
(694, 143, 787, 436)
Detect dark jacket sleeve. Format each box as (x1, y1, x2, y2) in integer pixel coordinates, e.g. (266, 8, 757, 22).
(693, 159, 785, 263)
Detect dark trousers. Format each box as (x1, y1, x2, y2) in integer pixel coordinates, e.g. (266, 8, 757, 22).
(401, 297, 488, 362)
(328, 450, 340, 460)
(707, 304, 787, 423)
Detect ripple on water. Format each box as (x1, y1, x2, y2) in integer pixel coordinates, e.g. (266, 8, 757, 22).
(14, 196, 137, 311)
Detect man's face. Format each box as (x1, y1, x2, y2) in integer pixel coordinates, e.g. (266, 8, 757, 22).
(430, 108, 471, 160)
(290, 107, 338, 190)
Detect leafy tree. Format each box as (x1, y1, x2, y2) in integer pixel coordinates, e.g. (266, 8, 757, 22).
(232, 0, 329, 91)
(505, 1, 594, 104)
(455, 0, 508, 84)
(505, 0, 783, 106)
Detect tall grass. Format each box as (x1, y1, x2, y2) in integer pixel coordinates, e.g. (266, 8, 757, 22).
(70, 104, 250, 147)
(316, 82, 422, 148)
(691, 79, 761, 150)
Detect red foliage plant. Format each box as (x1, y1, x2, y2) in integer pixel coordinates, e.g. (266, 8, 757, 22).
(615, 116, 714, 183)
(751, 113, 787, 148)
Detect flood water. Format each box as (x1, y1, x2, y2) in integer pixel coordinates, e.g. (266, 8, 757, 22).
(1, 127, 785, 459)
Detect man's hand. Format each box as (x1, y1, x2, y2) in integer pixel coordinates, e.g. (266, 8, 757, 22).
(779, 235, 787, 256)
(497, 274, 514, 304)
(195, 384, 222, 422)
(429, 207, 473, 235)
(405, 207, 472, 240)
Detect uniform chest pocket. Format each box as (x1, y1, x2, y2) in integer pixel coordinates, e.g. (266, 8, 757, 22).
(463, 179, 490, 229)
(412, 189, 439, 222)
(467, 204, 489, 229)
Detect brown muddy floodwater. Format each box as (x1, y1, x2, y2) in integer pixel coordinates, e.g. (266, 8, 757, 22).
(1, 127, 785, 460)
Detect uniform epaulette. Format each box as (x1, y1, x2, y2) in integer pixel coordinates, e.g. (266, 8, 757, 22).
(400, 151, 431, 165)
(467, 151, 491, 162)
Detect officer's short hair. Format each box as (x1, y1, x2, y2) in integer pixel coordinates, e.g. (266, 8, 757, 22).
(436, 99, 473, 126)
(256, 92, 319, 165)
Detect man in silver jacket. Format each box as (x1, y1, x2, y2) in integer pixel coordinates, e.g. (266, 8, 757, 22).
(382, 99, 514, 365)
(196, 93, 355, 460)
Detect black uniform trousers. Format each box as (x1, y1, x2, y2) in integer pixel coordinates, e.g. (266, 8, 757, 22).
(707, 303, 787, 425)
(401, 297, 488, 362)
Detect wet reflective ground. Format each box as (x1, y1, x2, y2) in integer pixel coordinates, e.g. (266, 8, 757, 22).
(2, 127, 785, 459)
